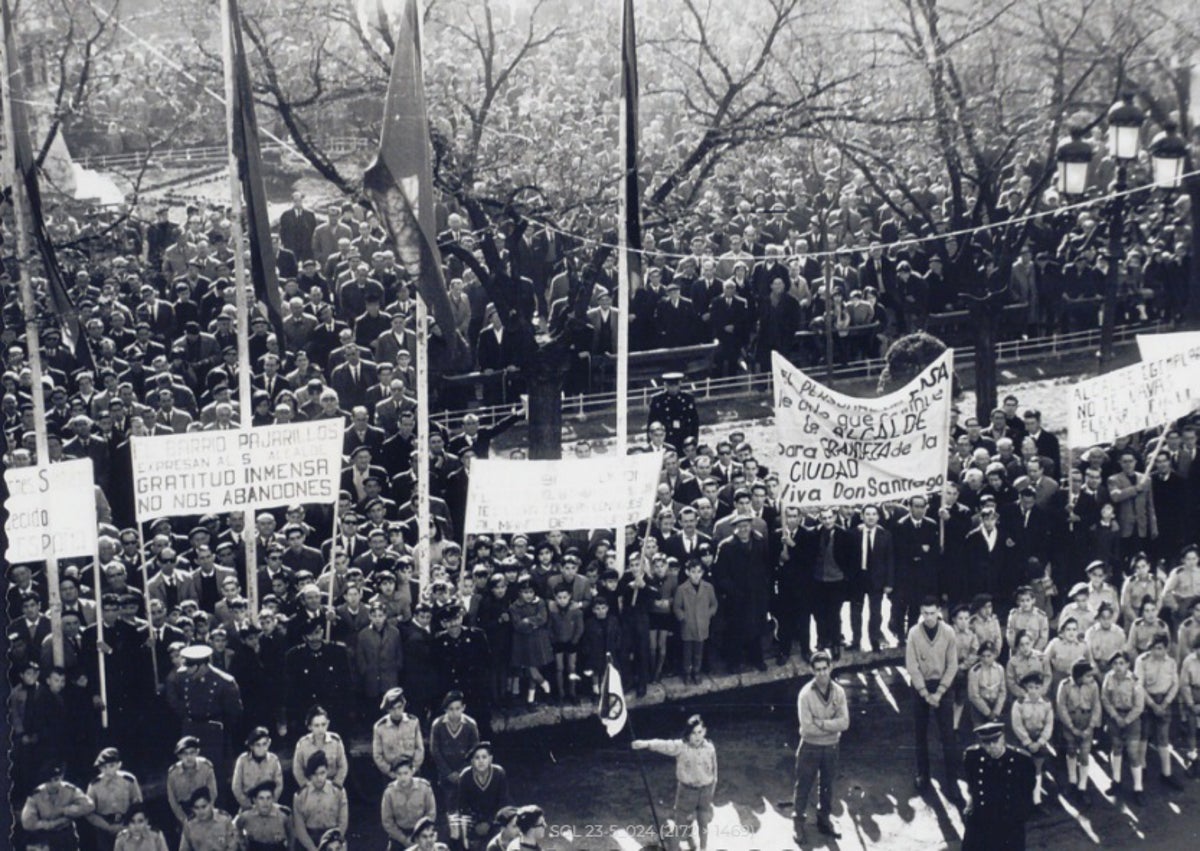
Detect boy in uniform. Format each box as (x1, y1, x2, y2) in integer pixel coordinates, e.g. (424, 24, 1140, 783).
(1055, 659, 1101, 805)
(1011, 672, 1054, 809)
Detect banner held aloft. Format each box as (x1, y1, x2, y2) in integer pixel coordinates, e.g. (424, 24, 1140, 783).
(772, 350, 954, 507)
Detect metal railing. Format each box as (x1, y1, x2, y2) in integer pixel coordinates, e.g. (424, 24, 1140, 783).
(75, 135, 372, 171)
(429, 319, 1169, 430)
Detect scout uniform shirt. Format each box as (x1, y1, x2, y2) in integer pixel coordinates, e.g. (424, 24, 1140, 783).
(1180, 653, 1200, 712)
(167, 759, 217, 823)
(968, 612, 1003, 656)
(20, 780, 94, 847)
(373, 712, 424, 776)
(1120, 573, 1164, 624)
(179, 808, 237, 851)
(967, 661, 1006, 716)
(1126, 618, 1171, 657)
(1084, 622, 1126, 672)
(1012, 695, 1054, 749)
(291, 733, 348, 788)
(1056, 602, 1095, 634)
(234, 803, 290, 850)
(87, 770, 143, 826)
(231, 752, 284, 811)
(641, 738, 719, 787)
(292, 781, 348, 837)
(1005, 650, 1049, 699)
(1134, 652, 1179, 703)
(1163, 563, 1200, 612)
(1085, 581, 1120, 619)
(381, 776, 437, 837)
(1006, 607, 1049, 651)
(1100, 669, 1145, 725)
(1056, 678, 1101, 732)
(1175, 616, 1200, 665)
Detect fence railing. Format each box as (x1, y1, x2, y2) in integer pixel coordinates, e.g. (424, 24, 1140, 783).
(75, 136, 372, 171)
(429, 319, 1169, 431)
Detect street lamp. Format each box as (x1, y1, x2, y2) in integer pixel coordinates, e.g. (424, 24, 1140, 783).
(1055, 96, 1153, 367)
(1054, 127, 1093, 197)
(1149, 121, 1188, 189)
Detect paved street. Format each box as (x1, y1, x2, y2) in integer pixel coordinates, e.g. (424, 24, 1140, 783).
(332, 666, 1200, 849)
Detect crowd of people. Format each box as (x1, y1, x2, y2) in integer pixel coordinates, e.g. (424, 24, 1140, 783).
(0, 158, 1197, 851)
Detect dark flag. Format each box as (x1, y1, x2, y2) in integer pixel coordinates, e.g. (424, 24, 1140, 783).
(362, 0, 465, 363)
(620, 0, 642, 285)
(227, 0, 286, 345)
(2, 0, 82, 351)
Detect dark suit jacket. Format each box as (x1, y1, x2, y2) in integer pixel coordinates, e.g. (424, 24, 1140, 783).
(653, 297, 701, 348)
(446, 413, 520, 459)
(329, 360, 379, 409)
(963, 526, 1009, 602)
(849, 524, 895, 593)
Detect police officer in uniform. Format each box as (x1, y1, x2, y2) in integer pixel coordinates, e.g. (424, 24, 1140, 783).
(284, 618, 354, 733)
(433, 602, 493, 737)
(646, 373, 699, 451)
(166, 645, 243, 787)
(962, 722, 1036, 851)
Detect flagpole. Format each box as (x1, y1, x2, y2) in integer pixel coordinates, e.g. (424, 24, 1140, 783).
(135, 519, 160, 689)
(604, 654, 663, 843)
(92, 554, 109, 729)
(416, 297, 432, 590)
(615, 0, 639, 581)
(1, 0, 62, 666)
(221, 0, 259, 615)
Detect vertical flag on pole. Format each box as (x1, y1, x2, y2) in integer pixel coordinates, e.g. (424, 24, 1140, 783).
(227, 0, 286, 346)
(598, 656, 628, 737)
(1, 0, 81, 351)
(362, 0, 465, 364)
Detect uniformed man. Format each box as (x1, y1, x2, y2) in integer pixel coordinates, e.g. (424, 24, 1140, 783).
(233, 781, 292, 851)
(166, 737, 218, 828)
(961, 722, 1036, 851)
(291, 752, 349, 851)
(433, 602, 493, 737)
(84, 748, 143, 851)
(166, 645, 243, 785)
(373, 687, 425, 781)
(646, 372, 699, 451)
(19, 762, 96, 851)
(380, 755, 437, 850)
(284, 617, 354, 732)
(178, 786, 238, 851)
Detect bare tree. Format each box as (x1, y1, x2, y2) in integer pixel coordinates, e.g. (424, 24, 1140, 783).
(640, 0, 864, 211)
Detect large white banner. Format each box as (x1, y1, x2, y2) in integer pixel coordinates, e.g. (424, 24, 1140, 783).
(4, 459, 98, 563)
(1137, 331, 1200, 362)
(464, 452, 663, 534)
(130, 421, 344, 520)
(772, 350, 954, 507)
(1068, 342, 1200, 447)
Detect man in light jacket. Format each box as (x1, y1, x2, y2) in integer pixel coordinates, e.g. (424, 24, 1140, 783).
(792, 650, 849, 844)
(906, 597, 966, 807)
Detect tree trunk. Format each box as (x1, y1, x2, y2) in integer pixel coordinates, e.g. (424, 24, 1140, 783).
(525, 343, 569, 459)
(1188, 177, 1200, 325)
(972, 305, 998, 424)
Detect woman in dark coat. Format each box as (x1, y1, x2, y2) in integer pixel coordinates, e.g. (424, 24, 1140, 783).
(473, 574, 514, 707)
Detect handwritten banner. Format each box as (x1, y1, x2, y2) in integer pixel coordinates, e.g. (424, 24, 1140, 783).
(1137, 331, 1200, 362)
(464, 452, 663, 534)
(772, 350, 954, 507)
(130, 421, 344, 521)
(1068, 342, 1200, 447)
(4, 459, 98, 563)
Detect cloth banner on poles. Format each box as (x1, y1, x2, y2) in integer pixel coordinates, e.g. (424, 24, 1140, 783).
(4, 459, 97, 563)
(1136, 331, 1200, 362)
(1068, 342, 1200, 447)
(464, 453, 663, 535)
(130, 421, 343, 521)
(771, 350, 954, 507)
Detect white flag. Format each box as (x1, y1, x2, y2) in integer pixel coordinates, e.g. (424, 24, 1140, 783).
(598, 660, 627, 737)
